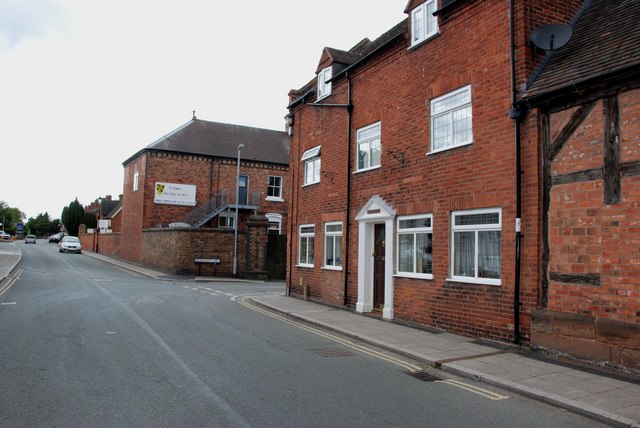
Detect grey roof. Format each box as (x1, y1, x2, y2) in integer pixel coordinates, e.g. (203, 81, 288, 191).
(288, 19, 407, 109)
(100, 199, 120, 217)
(524, 0, 640, 100)
(124, 119, 289, 166)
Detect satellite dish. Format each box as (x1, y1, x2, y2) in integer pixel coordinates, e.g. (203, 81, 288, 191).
(530, 23, 572, 51)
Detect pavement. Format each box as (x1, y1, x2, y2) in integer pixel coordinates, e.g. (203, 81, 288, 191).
(2, 242, 640, 427)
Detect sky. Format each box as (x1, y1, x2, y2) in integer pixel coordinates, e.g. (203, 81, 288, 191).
(0, 0, 407, 220)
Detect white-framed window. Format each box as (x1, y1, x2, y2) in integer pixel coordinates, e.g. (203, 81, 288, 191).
(317, 66, 332, 100)
(430, 85, 473, 153)
(133, 171, 139, 191)
(301, 145, 321, 186)
(218, 212, 236, 229)
(324, 222, 343, 269)
(451, 208, 502, 285)
(411, 0, 438, 47)
(298, 224, 315, 267)
(267, 175, 283, 201)
(397, 214, 433, 278)
(356, 122, 381, 172)
(266, 213, 282, 234)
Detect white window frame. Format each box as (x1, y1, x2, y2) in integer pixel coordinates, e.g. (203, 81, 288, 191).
(133, 171, 139, 191)
(323, 222, 343, 270)
(218, 212, 236, 229)
(396, 214, 433, 279)
(356, 122, 382, 172)
(301, 145, 321, 186)
(450, 208, 502, 286)
(266, 213, 282, 234)
(410, 0, 438, 47)
(430, 85, 473, 154)
(317, 66, 332, 101)
(298, 224, 315, 267)
(266, 175, 283, 201)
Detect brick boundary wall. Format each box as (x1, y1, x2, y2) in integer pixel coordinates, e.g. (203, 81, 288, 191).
(531, 308, 640, 371)
(139, 227, 245, 276)
(79, 228, 121, 258)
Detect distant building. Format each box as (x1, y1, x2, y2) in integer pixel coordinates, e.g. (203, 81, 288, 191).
(118, 117, 289, 277)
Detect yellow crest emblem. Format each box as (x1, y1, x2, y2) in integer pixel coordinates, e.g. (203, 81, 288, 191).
(156, 184, 165, 195)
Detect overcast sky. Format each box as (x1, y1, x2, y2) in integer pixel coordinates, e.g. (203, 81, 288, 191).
(0, 0, 407, 220)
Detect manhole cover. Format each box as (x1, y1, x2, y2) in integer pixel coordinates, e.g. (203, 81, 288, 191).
(408, 370, 442, 382)
(307, 348, 354, 358)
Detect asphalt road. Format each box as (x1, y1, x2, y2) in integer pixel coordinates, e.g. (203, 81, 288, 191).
(0, 240, 608, 427)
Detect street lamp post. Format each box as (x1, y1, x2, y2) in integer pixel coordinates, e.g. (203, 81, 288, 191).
(233, 144, 245, 276)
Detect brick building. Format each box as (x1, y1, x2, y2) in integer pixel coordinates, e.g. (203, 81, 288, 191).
(522, 0, 640, 369)
(119, 117, 289, 276)
(85, 195, 122, 233)
(285, 0, 608, 349)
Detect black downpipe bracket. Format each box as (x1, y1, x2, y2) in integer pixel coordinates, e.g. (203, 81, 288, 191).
(509, 0, 523, 345)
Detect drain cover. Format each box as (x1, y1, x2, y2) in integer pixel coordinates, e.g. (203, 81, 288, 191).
(408, 370, 442, 382)
(307, 348, 354, 358)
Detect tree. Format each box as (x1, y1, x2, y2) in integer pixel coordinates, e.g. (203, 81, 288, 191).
(26, 212, 61, 237)
(0, 201, 25, 234)
(83, 211, 97, 229)
(61, 198, 86, 237)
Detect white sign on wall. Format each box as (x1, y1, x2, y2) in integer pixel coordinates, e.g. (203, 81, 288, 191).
(154, 182, 197, 206)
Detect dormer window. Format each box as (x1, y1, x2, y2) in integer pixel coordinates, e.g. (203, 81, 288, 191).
(317, 66, 332, 100)
(411, 0, 438, 47)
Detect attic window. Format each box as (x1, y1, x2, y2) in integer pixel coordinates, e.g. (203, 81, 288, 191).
(317, 67, 332, 101)
(411, 0, 438, 47)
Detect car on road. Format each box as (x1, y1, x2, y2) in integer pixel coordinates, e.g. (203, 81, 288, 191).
(0, 231, 11, 241)
(25, 235, 37, 244)
(58, 236, 82, 254)
(49, 233, 64, 243)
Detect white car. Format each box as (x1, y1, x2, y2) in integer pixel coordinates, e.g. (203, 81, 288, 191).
(58, 236, 82, 254)
(25, 235, 37, 244)
(0, 231, 11, 241)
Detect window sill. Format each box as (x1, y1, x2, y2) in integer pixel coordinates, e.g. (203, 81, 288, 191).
(266, 196, 284, 202)
(446, 277, 501, 286)
(296, 264, 314, 269)
(322, 266, 343, 271)
(408, 32, 440, 51)
(354, 165, 381, 174)
(427, 140, 473, 156)
(302, 181, 320, 188)
(394, 273, 433, 280)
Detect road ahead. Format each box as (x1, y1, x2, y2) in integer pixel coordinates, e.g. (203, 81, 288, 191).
(0, 240, 607, 427)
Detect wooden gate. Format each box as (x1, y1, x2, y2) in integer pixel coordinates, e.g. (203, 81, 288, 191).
(267, 234, 287, 279)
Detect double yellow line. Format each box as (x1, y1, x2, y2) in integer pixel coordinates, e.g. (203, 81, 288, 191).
(236, 296, 509, 401)
(0, 268, 22, 297)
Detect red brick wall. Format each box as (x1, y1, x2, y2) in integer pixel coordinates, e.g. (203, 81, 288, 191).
(140, 228, 246, 276)
(78, 232, 121, 258)
(121, 155, 146, 262)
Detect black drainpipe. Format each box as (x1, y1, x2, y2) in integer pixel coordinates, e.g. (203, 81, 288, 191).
(286, 110, 300, 296)
(508, 0, 523, 345)
(343, 73, 353, 306)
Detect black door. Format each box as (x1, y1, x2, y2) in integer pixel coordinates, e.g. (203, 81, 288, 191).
(373, 224, 385, 310)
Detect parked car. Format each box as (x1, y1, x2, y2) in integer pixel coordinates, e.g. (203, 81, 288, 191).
(58, 236, 82, 254)
(25, 235, 36, 244)
(0, 231, 11, 241)
(49, 232, 64, 243)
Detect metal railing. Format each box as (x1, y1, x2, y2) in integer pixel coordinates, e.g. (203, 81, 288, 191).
(176, 189, 262, 228)
(181, 191, 228, 228)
